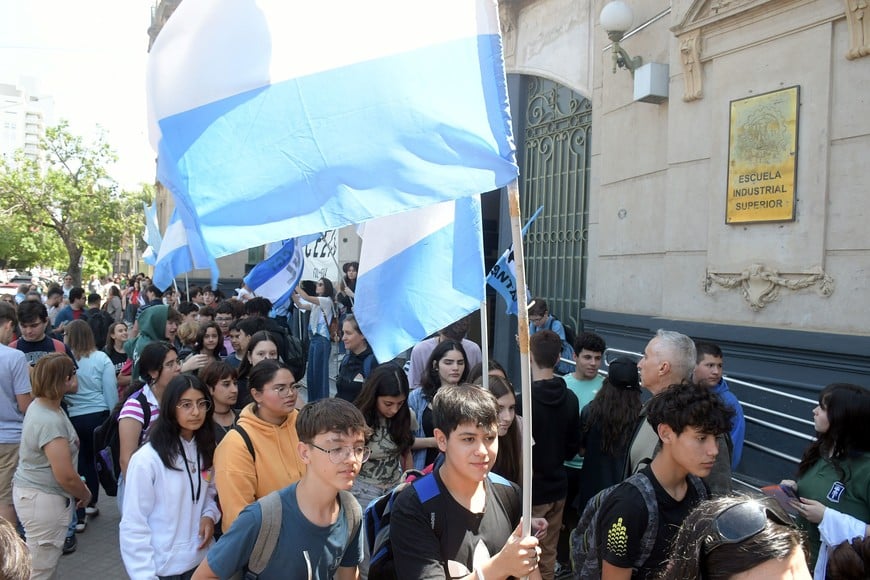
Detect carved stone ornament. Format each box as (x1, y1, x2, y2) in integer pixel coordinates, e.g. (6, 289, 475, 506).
(844, 0, 870, 59)
(679, 31, 703, 102)
(703, 263, 835, 311)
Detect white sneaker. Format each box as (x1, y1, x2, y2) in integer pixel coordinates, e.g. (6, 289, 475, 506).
(85, 506, 99, 517)
(75, 517, 87, 533)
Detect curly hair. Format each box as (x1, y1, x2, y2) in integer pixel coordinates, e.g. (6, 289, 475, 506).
(646, 382, 735, 437)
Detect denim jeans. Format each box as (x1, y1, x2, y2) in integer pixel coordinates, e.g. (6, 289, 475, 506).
(307, 335, 331, 401)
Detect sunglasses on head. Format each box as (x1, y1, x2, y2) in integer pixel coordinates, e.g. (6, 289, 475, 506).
(703, 497, 793, 557)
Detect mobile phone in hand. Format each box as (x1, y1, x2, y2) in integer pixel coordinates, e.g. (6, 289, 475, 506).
(780, 484, 798, 499)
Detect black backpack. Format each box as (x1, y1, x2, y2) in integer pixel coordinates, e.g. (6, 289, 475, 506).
(570, 471, 708, 578)
(93, 389, 151, 496)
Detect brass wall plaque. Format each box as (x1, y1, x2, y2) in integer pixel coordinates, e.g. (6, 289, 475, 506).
(726, 86, 799, 224)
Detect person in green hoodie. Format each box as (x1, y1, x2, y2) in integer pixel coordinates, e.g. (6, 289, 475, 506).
(124, 305, 190, 379)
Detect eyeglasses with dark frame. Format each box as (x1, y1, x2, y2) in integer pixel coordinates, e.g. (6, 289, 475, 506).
(308, 443, 372, 464)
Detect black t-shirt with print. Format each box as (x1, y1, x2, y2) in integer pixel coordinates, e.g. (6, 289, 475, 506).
(391, 468, 519, 579)
(596, 467, 703, 579)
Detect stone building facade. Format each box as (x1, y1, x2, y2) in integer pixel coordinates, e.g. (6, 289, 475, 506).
(495, 0, 869, 483)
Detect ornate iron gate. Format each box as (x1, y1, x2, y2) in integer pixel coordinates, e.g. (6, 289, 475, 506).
(521, 76, 592, 332)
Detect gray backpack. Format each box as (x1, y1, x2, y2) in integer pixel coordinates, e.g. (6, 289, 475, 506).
(231, 489, 361, 579)
(570, 471, 707, 579)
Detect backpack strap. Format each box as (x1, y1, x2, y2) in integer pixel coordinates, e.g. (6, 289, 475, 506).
(411, 473, 443, 538)
(338, 490, 362, 564)
(487, 472, 521, 526)
(136, 391, 151, 432)
(362, 353, 376, 378)
(245, 490, 283, 578)
(235, 424, 256, 461)
(623, 471, 660, 570)
(688, 473, 709, 501)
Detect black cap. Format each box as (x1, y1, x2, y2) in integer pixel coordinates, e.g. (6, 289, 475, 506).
(607, 357, 640, 389)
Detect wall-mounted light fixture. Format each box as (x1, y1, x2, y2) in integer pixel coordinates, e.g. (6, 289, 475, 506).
(600, 1, 643, 75)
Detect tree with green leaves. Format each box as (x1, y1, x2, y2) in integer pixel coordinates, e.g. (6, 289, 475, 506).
(0, 121, 144, 286)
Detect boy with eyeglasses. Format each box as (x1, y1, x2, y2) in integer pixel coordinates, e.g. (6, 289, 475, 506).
(193, 398, 371, 580)
(594, 382, 735, 580)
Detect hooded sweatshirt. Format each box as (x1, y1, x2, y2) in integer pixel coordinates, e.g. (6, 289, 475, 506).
(125, 305, 169, 380)
(530, 376, 581, 504)
(120, 439, 220, 578)
(214, 402, 306, 532)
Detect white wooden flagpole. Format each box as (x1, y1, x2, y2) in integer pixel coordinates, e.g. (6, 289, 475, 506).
(507, 179, 533, 541)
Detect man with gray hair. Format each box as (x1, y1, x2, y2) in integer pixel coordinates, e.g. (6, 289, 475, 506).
(624, 330, 733, 495)
(624, 330, 696, 476)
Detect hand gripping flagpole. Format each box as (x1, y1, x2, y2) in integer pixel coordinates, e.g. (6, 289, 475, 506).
(507, 179, 533, 546)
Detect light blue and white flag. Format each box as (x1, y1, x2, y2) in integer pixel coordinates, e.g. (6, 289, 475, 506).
(141, 201, 163, 266)
(243, 234, 322, 306)
(146, 0, 517, 266)
(152, 209, 218, 291)
(354, 197, 484, 363)
(486, 205, 543, 315)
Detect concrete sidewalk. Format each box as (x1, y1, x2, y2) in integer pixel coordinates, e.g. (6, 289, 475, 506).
(57, 496, 125, 578)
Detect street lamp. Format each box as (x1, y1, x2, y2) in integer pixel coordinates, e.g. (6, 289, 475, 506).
(600, 1, 643, 75)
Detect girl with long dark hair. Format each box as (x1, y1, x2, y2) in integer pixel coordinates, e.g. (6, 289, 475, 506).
(480, 375, 522, 485)
(781, 383, 870, 570)
(408, 339, 468, 469)
(193, 322, 224, 362)
(352, 363, 416, 507)
(120, 374, 219, 579)
(104, 321, 132, 391)
(575, 357, 642, 512)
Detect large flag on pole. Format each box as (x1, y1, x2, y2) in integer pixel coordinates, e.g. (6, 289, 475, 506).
(141, 201, 162, 266)
(243, 234, 321, 306)
(486, 205, 543, 314)
(146, 0, 518, 266)
(355, 196, 485, 363)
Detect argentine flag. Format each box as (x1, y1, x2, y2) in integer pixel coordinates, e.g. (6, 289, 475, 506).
(146, 0, 518, 266)
(354, 196, 485, 363)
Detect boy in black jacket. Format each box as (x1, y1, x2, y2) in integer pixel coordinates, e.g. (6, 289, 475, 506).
(529, 330, 581, 578)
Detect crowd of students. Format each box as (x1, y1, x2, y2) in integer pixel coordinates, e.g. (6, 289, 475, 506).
(0, 281, 868, 579)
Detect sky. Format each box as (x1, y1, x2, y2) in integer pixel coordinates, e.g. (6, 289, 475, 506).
(0, 0, 156, 190)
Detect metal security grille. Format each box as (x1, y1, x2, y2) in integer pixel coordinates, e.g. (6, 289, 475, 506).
(521, 76, 592, 332)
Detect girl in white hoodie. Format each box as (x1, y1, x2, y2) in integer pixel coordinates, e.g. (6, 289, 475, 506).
(120, 374, 220, 580)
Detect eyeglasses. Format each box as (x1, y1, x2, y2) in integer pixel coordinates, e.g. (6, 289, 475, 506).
(176, 399, 212, 412)
(309, 443, 372, 464)
(163, 358, 182, 369)
(702, 498, 793, 556)
(269, 384, 299, 397)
